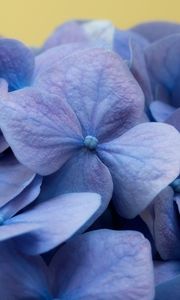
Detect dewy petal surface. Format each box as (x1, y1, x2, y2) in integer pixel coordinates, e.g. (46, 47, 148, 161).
(0, 152, 35, 207)
(98, 123, 180, 218)
(6, 192, 101, 255)
(38, 150, 113, 212)
(50, 230, 154, 300)
(34, 48, 144, 141)
(0, 242, 50, 300)
(0, 38, 34, 91)
(0, 88, 83, 175)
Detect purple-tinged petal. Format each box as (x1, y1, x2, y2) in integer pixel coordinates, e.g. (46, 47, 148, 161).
(129, 39, 153, 104)
(114, 29, 148, 62)
(43, 21, 88, 49)
(6, 192, 101, 254)
(0, 88, 83, 175)
(38, 151, 113, 212)
(43, 20, 114, 50)
(153, 187, 180, 260)
(154, 261, 180, 286)
(0, 38, 34, 91)
(145, 34, 180, 107)
(150, 101, 176, 122)
(132, 21, 180, 42)
(0, 175, 42, 220)
(50, 230, 154, 300)
(0, 152, 35, 207)
(155, 275, 180, 300)
(98, 123, 180, 218)
(0, 242, 50, 299)
(34, 43, 88, 79)
(35, 48, 144, 141)
(166, 108, 180, 132)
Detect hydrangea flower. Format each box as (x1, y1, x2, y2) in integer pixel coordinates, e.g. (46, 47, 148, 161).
(0, 230, 154, 300)
(0, 48, 180, 219)
(0, 192, 101, 255)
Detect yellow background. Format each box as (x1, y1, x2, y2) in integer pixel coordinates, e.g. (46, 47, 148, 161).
(1, 0, 180, 46)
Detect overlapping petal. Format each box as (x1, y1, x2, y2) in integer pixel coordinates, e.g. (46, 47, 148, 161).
(153, 187, 180, 260)
(0, 243, 50, 299)
(0, 175, 42, 220)
(35, 48, 144, 141)
(0, 152, 35, 207)
(145, 34, 180, 107)
(50, 230, 154, 300)
(5, 192, 101, 254)
(98, 123, 180, 218)
(0, 88, 83, 175)
(132, 21, 180, 42)
(0, 38, 34, 91)
(38, 150, 113, 211)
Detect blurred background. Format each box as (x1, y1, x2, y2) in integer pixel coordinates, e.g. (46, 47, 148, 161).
(1, 0, 180, 46)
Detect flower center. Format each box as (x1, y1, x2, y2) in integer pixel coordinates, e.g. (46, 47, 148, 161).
(84, 135, 98, 150)
(171, 178, 180, 193)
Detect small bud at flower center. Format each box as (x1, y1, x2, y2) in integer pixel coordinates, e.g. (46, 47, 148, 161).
(84, 135, 98, 150)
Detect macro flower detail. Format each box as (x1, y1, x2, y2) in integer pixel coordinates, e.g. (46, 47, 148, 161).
(0, 48, 180, 219)
(0, 230, 154, 300)
(0, 192, 101, 254)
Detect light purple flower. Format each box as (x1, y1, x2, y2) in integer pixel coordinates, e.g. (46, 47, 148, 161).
(0, 48, 180, 219)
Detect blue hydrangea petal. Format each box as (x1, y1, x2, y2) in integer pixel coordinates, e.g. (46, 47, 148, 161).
(155, 274, 180, 300)
(166, 108, 180, 132)
(153, 187, 180, 260)
(98, 123, 180, 218)
(50, 230, 154, 300)
(43, 20, 88, 49)
(0, 152, 35, 207)
(0, 242, 50, 299)
(150, 101, 176, 122)
(34, 43, 88, 80)
(132, 21, 180, 42)
(154, 261, 180, 286)
(5, 192, 101, 254)
(35, 48, 144, 142)
(0, 88, 83, 175)
(0, 38, 34, 91)
(0, 175, 42, 220)
(145, 34, 180, 107)
(114, 29, 148, 62)
(38, 151, 113, 213)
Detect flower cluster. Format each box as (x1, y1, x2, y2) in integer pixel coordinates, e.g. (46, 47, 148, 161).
(0, 20, 180, 299)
